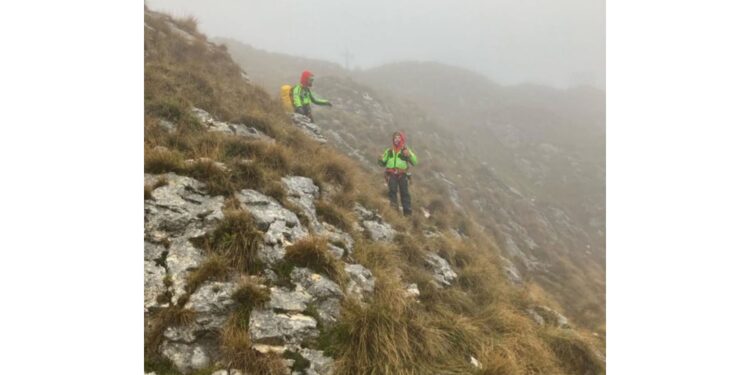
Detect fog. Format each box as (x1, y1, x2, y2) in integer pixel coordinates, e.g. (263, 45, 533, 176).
(146, 0, 604, 89)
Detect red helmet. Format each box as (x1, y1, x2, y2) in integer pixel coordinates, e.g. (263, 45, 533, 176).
(300, 70, 314, 87)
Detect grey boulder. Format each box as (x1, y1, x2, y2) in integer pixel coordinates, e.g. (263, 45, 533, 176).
(424, 252, 458, 287)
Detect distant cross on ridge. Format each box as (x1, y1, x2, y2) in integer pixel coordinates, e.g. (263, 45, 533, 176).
(343, 48, 354, 71)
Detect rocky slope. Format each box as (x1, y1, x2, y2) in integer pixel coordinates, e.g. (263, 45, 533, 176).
(220, 40, 605, 333)
(146, 9, 605, 375)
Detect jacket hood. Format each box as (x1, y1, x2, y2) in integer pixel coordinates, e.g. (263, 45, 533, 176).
(300, 70, 314, 87)
(392, 131, 406, 150)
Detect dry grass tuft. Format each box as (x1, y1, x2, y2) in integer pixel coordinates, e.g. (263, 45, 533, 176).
(184, 158, 234, 196)
(315, 201, 353, 232)
(173, 15, 199, 33)
(232, 278, 271, 313)
(541, 328, 605, 375)
(230, 159, 267, 190)
(220, 318, 287, 375)
(255, 142, 292, 173)
(328, 277, 469, 374)
(284, 236, 345, 284)
(394, 233, 426, 264)
(260, 181, 287, 204)
(184, 255, 231, 297)
(145, 147, 185, 174)
(145, 306, 197, 356)
(195, 210, 264, 274)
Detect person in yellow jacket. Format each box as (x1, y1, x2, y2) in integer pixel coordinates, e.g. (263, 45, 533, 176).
(291, 70, 331, 122)
(379, 131, 418, 216)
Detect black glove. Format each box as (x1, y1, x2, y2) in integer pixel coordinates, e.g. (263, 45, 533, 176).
(378, 159, 386, 167)
(399, 149, 410, 161)
(326, 102, 333, 107)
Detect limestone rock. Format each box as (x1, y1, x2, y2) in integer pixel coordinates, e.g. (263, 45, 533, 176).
(249, 309, 318, 345)
(290, 267, 344, 324)
(353, 203, 395, 242)
(164, 282, 237, 343)
(268, 287, 313, 312)
(211, 370, 245, 375)
(158, 119, 176, 133)
(185, 281, 237, 323)
(470, 356, 483, 369)
(144, 240, 166, 262)
(299, 348, 334, 375)
(290, 113, 327, 143)
(344, 264, 375, 300)
(144, 261, 167, 311)
(290, 268, 343, 300)
(160, 342, 210, 374)
(502, 258, 523, 286)
(166, 237, 205, 304)
(405, 283, 420, 298)
(282, 176, 320, 227)
(144, 173, 225, 237)
(192, 107, 272, 141)
(235, 189, 308, 264)
(319, 222, 354, 258)
(424, 252, 458, 287)
(361, 220, 395, 242)
(184, 158, 229, 173)
(528, 306, 571, 329)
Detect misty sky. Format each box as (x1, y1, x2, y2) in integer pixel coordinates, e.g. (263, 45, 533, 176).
(146, 0, 604, 89)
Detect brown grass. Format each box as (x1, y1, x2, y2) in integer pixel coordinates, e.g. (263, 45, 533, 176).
(220, 317, 288, 375)
(314, 153, 353, 191)
(541, 328, 605, 375)
(284, 236, 345, 284)
(173, 15, 199, 33)
(315, 201, 354, 232)
(144, 146, 185, 174)
(183, 255, 231, 299)
(184, 158, 234, 196)
(231, 278, 271, 312)
(145, 306, 197, 356)
(194, 209, 264, 274)
(328, 277, 471, 374)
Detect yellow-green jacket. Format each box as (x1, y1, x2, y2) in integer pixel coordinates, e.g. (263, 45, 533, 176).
(381, 147, 418, 171)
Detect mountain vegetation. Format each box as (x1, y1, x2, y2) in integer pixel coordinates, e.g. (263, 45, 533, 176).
(145, 8, 605, 375)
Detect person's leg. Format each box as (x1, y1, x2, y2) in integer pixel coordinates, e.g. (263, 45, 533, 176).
(399, 175, 412, 215)
(387, 174, 400, 210)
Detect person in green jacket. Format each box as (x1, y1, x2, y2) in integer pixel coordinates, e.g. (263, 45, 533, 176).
(379, 131, 418, 216)
(292, 70, 332, 122)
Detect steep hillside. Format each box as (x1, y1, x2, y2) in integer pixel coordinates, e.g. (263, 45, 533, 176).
(145, 9, 605, 375)
(218, 40, 605, 333)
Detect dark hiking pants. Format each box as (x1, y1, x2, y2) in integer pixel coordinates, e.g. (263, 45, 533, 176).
(387, 173, 411, 215)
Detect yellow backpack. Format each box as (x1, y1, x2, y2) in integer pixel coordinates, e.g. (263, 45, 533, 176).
(280, 84, 294, 112)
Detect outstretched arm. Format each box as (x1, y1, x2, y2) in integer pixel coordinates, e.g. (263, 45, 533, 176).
(310, 91, 332, 106)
